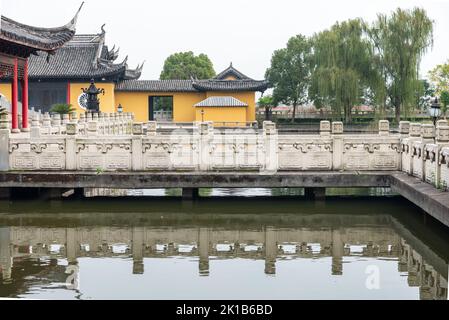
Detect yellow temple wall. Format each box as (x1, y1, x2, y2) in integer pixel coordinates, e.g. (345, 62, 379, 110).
(115, 91, 206, 122)
(69, 82, 116, 114)
(195, 106, 247, 124)
(0, 83, 12, 101)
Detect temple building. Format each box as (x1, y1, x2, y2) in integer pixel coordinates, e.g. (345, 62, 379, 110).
(0, 5, 82, 132)
(0, 24, 268, 124)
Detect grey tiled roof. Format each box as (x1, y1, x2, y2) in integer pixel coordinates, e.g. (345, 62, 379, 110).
(0, 4, 81, 52)
(214, 63, 251, 80)
(116, 80, 197, 92)
(192, 79, 269, 92)
(194, 96, 248, 107)
(116, 79, 268, 93)
(28, 31, 141, 81)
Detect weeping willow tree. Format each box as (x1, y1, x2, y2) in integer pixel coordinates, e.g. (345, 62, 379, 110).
(367, 8, 433, 123)
(310, 19, 375, 123)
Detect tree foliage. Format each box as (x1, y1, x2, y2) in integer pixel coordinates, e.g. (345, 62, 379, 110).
(310, 19, 375, 123)
(265, 35, 312, 122)
(428, 61, 449, 95)
(258, 95, 277, 120)
(367, 8, 434, 123)
(160, 51, 215, 80)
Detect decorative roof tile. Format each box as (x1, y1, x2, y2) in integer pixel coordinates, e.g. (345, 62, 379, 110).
(192, 79, 268, 92)
(28, 28, 142, 81)
(194, 96, 248, 107)
(115, 80, 197, 92)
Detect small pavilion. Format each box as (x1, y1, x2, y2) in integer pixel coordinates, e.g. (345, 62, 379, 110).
(0, 4, 82, 132)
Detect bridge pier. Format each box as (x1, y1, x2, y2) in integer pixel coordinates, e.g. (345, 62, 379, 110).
(0, 188, 10, 200)
(182, 188, 199, 200)
(39, 188, 65, 200)
(304, 187, 326, 201)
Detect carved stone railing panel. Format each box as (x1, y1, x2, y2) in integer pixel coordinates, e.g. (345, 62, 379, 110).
(440, 147, 449, 190)
(76, 138, 132, 171)
(424, 144, 438, 185)
(9, 137, 66, 171)
(278, 135, 333, 171)
(342, 136, 401, 171)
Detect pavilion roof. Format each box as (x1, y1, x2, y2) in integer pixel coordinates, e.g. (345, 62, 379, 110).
(0, 3, 83, 56)
(194, 96, 248, 107)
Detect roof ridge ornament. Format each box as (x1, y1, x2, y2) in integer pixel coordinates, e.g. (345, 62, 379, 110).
(65, 2, 84, 32)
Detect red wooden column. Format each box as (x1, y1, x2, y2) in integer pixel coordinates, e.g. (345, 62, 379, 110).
(67, 81, 71, 104)
(21, 59, 29, 132)
(11, 58, 19, 133)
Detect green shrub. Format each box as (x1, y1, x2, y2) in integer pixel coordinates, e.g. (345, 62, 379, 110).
(50, 103, 75, 115)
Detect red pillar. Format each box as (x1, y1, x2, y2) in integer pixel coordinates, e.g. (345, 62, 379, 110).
(11, 58, 19, 132)
(21, 59, 29, 131)
(67, 81, 71, 104)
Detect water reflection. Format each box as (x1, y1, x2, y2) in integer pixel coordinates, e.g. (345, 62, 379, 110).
(0, 198, 448, 300)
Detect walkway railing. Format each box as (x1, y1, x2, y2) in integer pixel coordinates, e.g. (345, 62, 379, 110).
(0, 112, 448, 191)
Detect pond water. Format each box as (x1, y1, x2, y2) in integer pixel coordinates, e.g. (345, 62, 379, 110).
(0, 193, 448, 300)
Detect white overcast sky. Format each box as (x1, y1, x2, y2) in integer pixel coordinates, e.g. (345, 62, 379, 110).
(1, 0, 448, 80)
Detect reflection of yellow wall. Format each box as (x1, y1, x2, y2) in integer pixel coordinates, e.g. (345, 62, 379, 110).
(69, 82, 116, 114)
(195, 106, 247, 124)
(0, 83, 12, 101)
(206, 91, 256, 121)
(115, 91, 206, 122)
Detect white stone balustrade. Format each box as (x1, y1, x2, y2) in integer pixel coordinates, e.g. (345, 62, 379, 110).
(0, 117, 448, 192)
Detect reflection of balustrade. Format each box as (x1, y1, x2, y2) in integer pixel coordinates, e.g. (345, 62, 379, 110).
(1, 224, 447, 299)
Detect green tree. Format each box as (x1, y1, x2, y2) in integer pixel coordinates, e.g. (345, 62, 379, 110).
(440, 90, 449, 118)
(50, 103, 75, 115)
(160, 51, 215, 80)
(265, 35, 312, 122)
(258, 95, 277, 120)
(367, 8, 434, 123)
(310, 19, 375, 123)
(428, 61, 449, 95)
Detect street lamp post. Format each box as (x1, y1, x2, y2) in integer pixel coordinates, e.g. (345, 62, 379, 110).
(429, 97, 441, 126)
(201, 109, 205, 122)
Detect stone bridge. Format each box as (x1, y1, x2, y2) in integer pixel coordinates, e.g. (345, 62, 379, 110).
(0, 112, 449, 225)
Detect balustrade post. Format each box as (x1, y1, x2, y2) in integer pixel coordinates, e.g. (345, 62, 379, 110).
(421, 124, 436, 182)
(199, 121, 213, 171)
(132, 122, 143, 171)
(435, 125, 449, 189)
(61, 113, 70, 125)
(320, 121, 331, 137)
(52, 114, 61, 134)
(0, 112, 10, 171)
(66, 122, 77, 170)
(332, 122, 344, 170)
(87, 120, 98, 137)
(408, 123, 422, 177)
(42, 113, 51, 135)
(379, 120, 389, 136)
(30, 112, 41, 138)
(263, 121, 278, 174)
(147, 121, 157, 136)
(399, 121, 410, 137)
